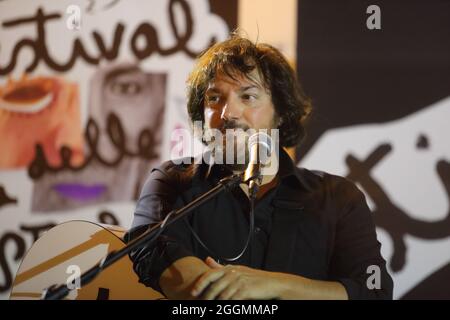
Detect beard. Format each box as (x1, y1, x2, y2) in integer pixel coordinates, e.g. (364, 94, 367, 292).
(203, 120, 251, 172)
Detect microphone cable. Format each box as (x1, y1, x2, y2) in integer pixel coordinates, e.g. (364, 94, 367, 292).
(185, 188, 256, 264)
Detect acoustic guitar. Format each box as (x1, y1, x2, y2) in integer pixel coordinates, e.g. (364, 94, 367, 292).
(9, 220, 164, 300)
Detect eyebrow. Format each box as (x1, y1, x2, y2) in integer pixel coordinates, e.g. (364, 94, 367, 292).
(205, 85, 260, 95)
(239, 85, 259, 92)
(205, 88, 221, 94)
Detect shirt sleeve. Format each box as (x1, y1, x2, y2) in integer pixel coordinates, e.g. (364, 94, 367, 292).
(124, 163, 195, 294)
(329, 178, 394, 300)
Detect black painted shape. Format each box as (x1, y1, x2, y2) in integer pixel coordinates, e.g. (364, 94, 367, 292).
(297, 0, 450, 157)
(345, 145, 450, 274)
(96, 287, 110, 300)
(0, 186, 17, 209)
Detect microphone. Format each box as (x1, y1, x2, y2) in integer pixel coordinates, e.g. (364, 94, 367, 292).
(243, 132, 273, 199)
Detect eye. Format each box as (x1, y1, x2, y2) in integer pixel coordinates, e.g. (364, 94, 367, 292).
(110, 81, 141, 96)
(206, 95, 220, 104)
(241, 93, 257, 101)
(126, 82, 141, 95)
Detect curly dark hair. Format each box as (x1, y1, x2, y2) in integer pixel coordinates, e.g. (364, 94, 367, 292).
(186, 34, 312, 148)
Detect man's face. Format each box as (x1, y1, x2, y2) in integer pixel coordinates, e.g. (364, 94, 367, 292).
(203, 69, 277, 169)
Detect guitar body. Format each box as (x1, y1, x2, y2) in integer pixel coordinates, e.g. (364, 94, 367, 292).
(9, 221, 164, 300)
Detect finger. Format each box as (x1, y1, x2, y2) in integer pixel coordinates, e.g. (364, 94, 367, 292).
(218, 283, 240, 300)
(230, 287, 246, 300)
(205, 257, 223, 269)
(202, 272, 238, 300)
(191, 269, 225, 297)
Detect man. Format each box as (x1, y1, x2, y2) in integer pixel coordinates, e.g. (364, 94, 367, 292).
(126, 35, 393, 300)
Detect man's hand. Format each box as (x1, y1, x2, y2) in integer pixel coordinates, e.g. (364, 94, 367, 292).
(191, 257, 282, 300)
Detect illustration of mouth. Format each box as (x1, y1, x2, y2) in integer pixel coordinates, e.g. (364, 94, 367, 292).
(0, 77, 55, 114)
(52, 183, 107, 201)
(0, 92, 53, 113)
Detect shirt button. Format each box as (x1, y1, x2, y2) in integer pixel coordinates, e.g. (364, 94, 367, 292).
(254, 227, 261, 234)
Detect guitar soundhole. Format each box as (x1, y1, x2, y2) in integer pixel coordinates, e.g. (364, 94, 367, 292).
(96, 287, 110, 300)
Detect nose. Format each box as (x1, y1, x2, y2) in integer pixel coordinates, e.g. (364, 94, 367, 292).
(220, 97, 242, 121)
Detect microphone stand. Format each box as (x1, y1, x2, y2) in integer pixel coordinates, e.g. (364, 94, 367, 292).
(42, 173, 243, 300)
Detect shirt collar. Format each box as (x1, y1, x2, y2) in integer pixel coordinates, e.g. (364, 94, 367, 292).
(275, 147, 312, 191)
(202, 147, 312, 192)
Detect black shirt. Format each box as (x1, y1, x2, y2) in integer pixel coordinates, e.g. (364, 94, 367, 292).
(126, 148, 393, 299)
